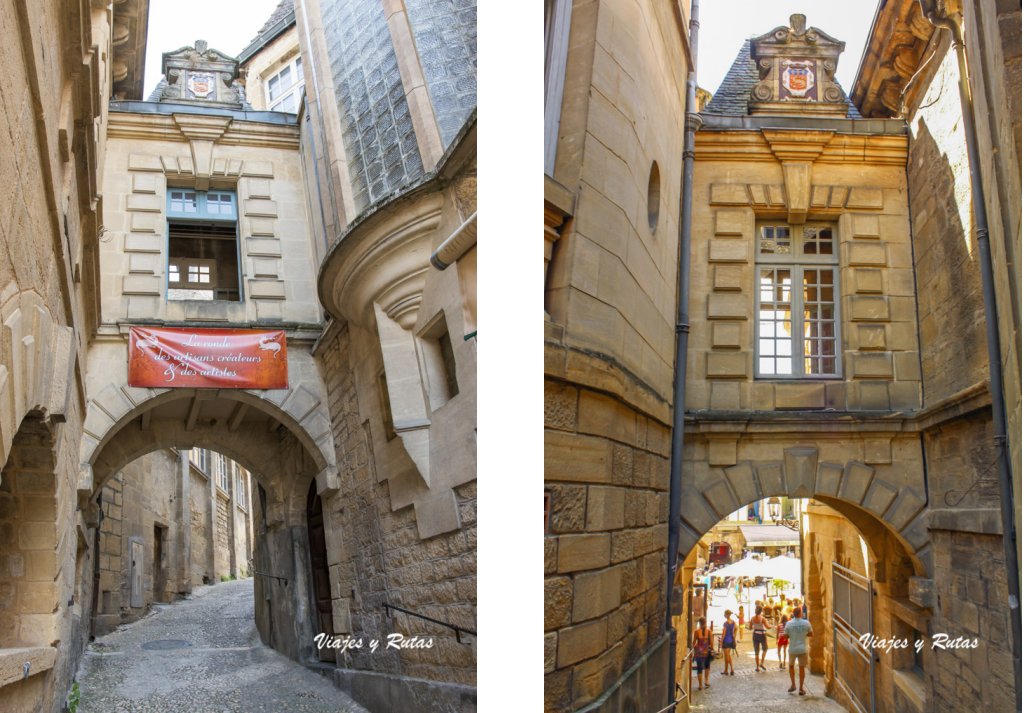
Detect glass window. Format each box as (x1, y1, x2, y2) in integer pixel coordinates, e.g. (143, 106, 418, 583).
(756, 223, 840, 378)
(170, 191, 198, 213)
(266, 57, 304, 113)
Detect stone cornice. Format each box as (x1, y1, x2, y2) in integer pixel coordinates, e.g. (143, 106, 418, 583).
(695, 130, 908, 165)
(107, 111, 300, 149)
(111, 0, 150, 100)
(850, 0, 940, 118)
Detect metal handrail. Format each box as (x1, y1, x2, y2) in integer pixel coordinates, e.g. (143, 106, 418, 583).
(651, 683, 688, 713)
(251, 570, 288, 586)
(382, 603, 476, 643)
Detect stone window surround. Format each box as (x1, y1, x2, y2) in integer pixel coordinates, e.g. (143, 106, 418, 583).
(263, 53, 305, 113)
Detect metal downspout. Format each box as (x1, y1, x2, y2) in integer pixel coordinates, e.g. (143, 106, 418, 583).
(917, 3, 1022, 710)
(666, 0, 699, 706)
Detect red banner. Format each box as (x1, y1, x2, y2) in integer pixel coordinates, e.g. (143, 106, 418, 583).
(128, 327, 288, 389)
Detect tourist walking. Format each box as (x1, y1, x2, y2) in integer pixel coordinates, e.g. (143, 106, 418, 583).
(692, 616, 713, 690)
(784, 609, 813, 695)
(776, 614, 789, 669)
(721, 610, 737, 675)
(750, 605, 769, 671)
(737, 605, 745, 642)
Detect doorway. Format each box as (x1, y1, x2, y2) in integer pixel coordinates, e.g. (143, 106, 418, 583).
(306, 480, 334, 662)
(153, 524, 167, 603)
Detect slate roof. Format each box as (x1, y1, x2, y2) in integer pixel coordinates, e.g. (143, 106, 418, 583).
(704, 38, 862, 119)
(237, 0, 295, 63)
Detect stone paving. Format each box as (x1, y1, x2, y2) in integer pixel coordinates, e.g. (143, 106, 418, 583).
(76, 579, 367, 713)
(684, 584, 846, 713)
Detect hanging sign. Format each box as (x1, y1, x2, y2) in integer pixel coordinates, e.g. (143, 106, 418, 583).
(128, 327, 288, 389)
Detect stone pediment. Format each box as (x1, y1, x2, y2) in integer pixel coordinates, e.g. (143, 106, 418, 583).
(157, 40, 244, 107)
(748, 14, 848, 117)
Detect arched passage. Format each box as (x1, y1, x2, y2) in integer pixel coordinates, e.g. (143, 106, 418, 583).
(78, 386, 342, 665)
(674, 490, 930, 713)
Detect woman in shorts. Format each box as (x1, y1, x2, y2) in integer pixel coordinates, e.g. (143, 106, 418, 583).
(776, 614, 789, 669)
(737, 605, 745, 642)
(692, 616, 713, 690)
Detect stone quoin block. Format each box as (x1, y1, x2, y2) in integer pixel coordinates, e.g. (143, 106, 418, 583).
(711, 321, 742, 350)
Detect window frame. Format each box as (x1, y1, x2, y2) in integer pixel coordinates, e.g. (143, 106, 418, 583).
(165, 189, 242, 302)
(265, 55, 304, 114)
(754, 221, 842, 380)
(544, 0, 573, 175)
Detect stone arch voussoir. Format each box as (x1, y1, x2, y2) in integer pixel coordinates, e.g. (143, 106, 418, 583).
(680, 444, 931, 577)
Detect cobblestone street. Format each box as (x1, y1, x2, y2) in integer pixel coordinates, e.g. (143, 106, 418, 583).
(76, 579, 367, 713)
(685, 629, 845, 712)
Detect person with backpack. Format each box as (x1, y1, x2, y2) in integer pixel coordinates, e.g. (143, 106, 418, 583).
(692, 616, 713, 690)
(750, 604, 769, 671)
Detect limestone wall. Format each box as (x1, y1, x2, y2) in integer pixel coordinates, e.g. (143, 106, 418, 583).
(543, 1, 689, 710)
(100, 119, 319, 327)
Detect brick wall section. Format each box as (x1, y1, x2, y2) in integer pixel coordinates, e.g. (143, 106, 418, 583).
(318, 322, 476, 686)
(544, 380, 669, 711)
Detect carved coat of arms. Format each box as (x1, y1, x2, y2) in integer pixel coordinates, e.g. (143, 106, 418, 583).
(780, 59, 816, 99)
(187, 72, 216, 98)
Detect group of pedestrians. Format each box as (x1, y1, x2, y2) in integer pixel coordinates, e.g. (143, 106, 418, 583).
(690, 598, 814, 696)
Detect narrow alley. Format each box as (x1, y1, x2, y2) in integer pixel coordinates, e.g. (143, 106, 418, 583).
(76, 579, 366, 713)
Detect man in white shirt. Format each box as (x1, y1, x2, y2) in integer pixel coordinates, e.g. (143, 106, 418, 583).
(784, 607, 813, 695)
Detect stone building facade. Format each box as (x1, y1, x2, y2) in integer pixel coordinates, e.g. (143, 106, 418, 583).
(543, 1, 692, 710)
(546, 5, 1019, 713)
(0, 1, 476, 712)
(91, 448, 255, 636)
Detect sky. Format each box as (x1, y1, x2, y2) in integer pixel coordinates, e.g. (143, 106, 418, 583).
(697, 1, 879, 98)
(142, 0, 283, 98)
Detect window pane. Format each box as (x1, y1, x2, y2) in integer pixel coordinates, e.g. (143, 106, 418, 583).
(803, 226, 835, 256)
(803, 267, 838, 375)
(295, 57, 303, 82)
(760, 226, 791, 255)
(171, 191, 197, 213)
(758, 267, 794, 375)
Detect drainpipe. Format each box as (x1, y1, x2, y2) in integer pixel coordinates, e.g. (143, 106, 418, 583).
(666, 0, 700, 706)
(917, 3, 1021, 710)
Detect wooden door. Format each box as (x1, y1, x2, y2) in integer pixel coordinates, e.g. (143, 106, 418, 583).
(307, 480, 334, 661)
(130, 540, 144, 608)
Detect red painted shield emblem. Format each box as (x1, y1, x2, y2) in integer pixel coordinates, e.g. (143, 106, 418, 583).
(789, 70, 808, 91)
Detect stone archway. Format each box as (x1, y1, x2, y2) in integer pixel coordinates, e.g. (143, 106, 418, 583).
(679, 444, 931, 579)
(77, 383, 342, 665)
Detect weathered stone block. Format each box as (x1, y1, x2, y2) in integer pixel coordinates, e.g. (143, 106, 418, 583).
(775, 383, 825, 409)
(848, 242, 887, 266)
(854, 268, 883, 294)
(245, 237, 282, 257)
(784, 446, 818, 496)
(586, 486, 625, 531)
(707, 293, 748, 320)
(714, 210, 747, 236)
(248, 279, 286, 300)
(246, 178, 272, 199)
(713, 265, 744, 292)
(862, 478, 898, 517)
(708, 239, 748, 263)
(126, 194, 161, 213)
(702, 478, 738, 516)
(850, 214, 880, 239)
(557, 532, 610, 573)
(852, 353, 893, 379)
(857, 324, 886, 351)
(709, 184, 748, 205)
(849, 295, 890, 321)
(124, 234, 163, 253)
(712, 321, 742, 349)
(556, 618, 608, 667)
(240, 160, 274, 178)
(243, 199, 278, 217)
(894, 352, 921, 381)
(816, 462, 844, 497)
(707, 439, 737, 467)
(909, 577, 935, 608)
(680, 484, 720, 536)
(544, 632, 557, 673)
(128, 153, 163, 171)
(706, 352, 747, 379)
(578, 391, 637, 445)
(709, 381, 740, 409)
(863, 438, 892, 464)
(131, 173, 158, 194)
(846, 187, 884, 209)
(129, 213, 158, 233)
(121, 275, 161, 296)
(839, 461, 874, 504)
(857, 381, 890, 410)
(412, 491, 460, 539)
(724, 463, 759, 506)
(545, 431, 612, 483)
(756, 462, 785, 495)
(546, 576, 573, 630)
(572, 566, 623, 623)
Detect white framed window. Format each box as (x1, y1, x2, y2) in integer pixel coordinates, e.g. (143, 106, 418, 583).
(214, 453, 230, 491)
(235, 469, 247, 510)
(266, 56, 304, 113)
(756, 223, 840, 378)
(166, 189, 240, 302)
(189, 447, 210, 474)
